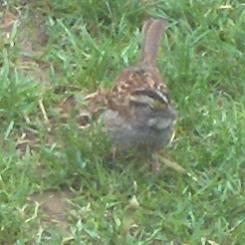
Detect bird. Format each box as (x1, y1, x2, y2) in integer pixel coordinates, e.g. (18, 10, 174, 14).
(80, 18, 177, 170)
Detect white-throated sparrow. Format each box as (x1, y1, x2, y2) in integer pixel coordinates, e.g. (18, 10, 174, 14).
(83, 18, 177, 168)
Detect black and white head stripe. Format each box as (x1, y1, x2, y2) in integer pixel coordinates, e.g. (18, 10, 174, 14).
(131, 89, 169, 104)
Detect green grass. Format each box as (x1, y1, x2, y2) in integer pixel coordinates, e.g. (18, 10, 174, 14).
(0, 0, 244, 244)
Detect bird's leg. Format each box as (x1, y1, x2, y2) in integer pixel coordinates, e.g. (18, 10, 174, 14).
(149, 154, 161, 172)
(106, 146, 118, 168)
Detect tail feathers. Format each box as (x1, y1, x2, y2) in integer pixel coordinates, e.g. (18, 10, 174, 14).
(140, 19, 166, 65)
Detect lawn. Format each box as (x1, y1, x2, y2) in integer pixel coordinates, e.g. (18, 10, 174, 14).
(0, 0, 244, 244)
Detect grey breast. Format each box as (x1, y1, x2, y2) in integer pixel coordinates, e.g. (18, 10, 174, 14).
(102, 106, 175, 152)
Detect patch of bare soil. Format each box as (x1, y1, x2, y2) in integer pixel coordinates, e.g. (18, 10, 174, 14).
(17, 9, 50, 82)
(0, 6, 49, 80)
(29, 189, 73, 235)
